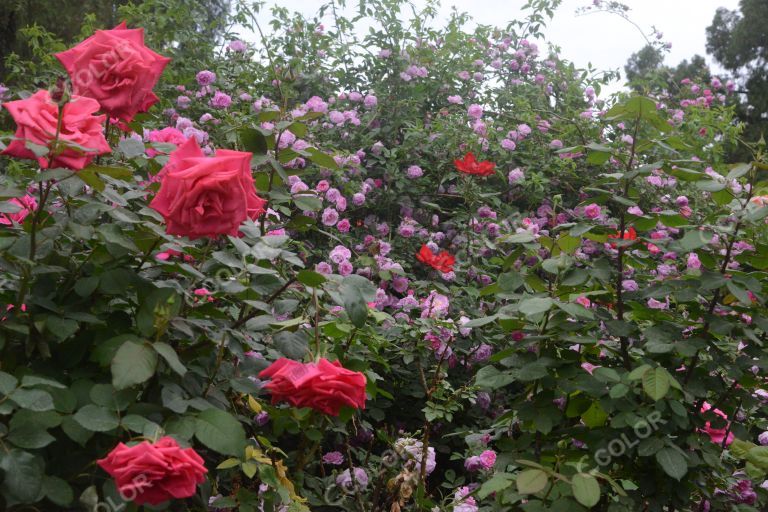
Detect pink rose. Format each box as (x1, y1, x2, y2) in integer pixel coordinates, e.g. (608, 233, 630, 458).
(2, 90, 110, 169)
(479, 450, 496, 469)
(699, 402, 734, 446)
(259, 358, 367, 416)
(56, 22, 171, 122)
(149, 139, 266, 239)
(0, 194, 37, 225)
(97, 437, 207, 506)
(146, 127, 187, 157)
(584, 203, 601, 219)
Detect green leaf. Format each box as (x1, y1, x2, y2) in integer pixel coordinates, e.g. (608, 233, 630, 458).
(557, 235, 581, 254)
(462, 315, 499, 328)
(518, 297, 553, 316)
(117, 138, 145, 158)
(726, 163, 751, 180)
(679, 230, 713, 251)
(20, 375, 66, 389)
(76, 167, 106, 191)
(85, 165, 133, 181)
(111, 340, 158, 390)
(216, 458, 242, 470)
(239, 127, 269, 155)
(516, 469, 548, 494)
(195, 408, 247, 456)
(475, 366, 515, 389)
(642, 367, 670, 401)
(293, 194, 323, 211)
(273, 331, 309, 359)
(730, 439, 757, 459)
(339, 275, 377, 328)
(656, 447, 687, 480)
(0, 449, 44, 505)
(36, 168, 74, 182)
(74, 276, 99, 297)
(628, 364, 651, 380)
(7, 427, 55, 450)
(242, 461, 258, 478)
(121, 414, 163, 438)
(581, 401, 608, 427)
(9, 388, 54, 411)
(478, 473, 515, 499)
(0, 371, 18, 394)
(44, 316, 79, 342)
(43, 475, 73, 507)
(153, 342, 187, 377)
(73, 404, 119, 432)
(305, 147, 339, 169)
(746, 446, 768, 468)
(572, 473, 601, 508)
(297, 269, 326, 287)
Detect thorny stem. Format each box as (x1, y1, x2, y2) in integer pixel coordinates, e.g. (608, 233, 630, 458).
(614, 117, 641, 370)
(232, 276, 297, 329)
(344, 441, 367, 512)
(202, 332, 228, 397)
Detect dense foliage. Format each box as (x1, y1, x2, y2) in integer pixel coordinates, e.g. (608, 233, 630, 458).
(2, 1, 768, 511)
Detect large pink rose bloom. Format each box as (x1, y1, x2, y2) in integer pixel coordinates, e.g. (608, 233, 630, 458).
(1, 90, 110, 170)
(149, 138, 266, 239)
(56, 22, 171, 123)
(259, 358, 367, 416)
(97, 436, 207, 506)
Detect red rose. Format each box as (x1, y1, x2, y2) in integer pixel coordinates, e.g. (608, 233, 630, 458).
(97, 436, 207, 506)
(416, 244, 456, 273)
(149, 138, 266, 239)
(56, 22, 170, 123)
(259, 358, 367, 416)
(454, 152, 495, 177)
(2, 90, 110, 170)
(607, 226, 637, 249)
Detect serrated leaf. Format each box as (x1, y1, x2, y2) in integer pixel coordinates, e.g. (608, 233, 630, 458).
(642, 367, 670, 401)
(195, 408, 247, 456)
(73, 404, 119, 432)
(518, 297, 553, 316)
(516, 469, 548, 494)
(111, 340, 158, 390)
(153, 342, 187, 376)
(656, 447, 687, 480)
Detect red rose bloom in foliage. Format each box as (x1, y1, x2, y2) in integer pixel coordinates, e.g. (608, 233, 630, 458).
(56, 22, 171, 123)
(2, 90, 110, 170)
(259, 358, 367, 416)
(97, 437, 207, 506)
(149, 139, 266, 239)
(607, 226, 637, 248)
(454, 152, 495, 177)
(416, 244, 456, 273)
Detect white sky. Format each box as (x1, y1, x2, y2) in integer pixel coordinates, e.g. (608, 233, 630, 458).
(245, 0, 740, 95)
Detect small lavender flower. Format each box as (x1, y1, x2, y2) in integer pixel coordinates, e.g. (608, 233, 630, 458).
(508, 168, 524, 184)
(322, 451, 344, 465)
(196, 70, 216, 86)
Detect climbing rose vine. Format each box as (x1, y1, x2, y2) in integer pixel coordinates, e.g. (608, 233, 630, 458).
(1, 1, 768, 511)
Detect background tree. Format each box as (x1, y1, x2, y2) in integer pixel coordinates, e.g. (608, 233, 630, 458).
(624, 44, 711, 98)
(706, 0, 768, 144)
(0, 0, 232, 85)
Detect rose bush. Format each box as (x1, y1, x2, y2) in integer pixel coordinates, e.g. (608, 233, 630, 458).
(1, 0, 768, 511)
